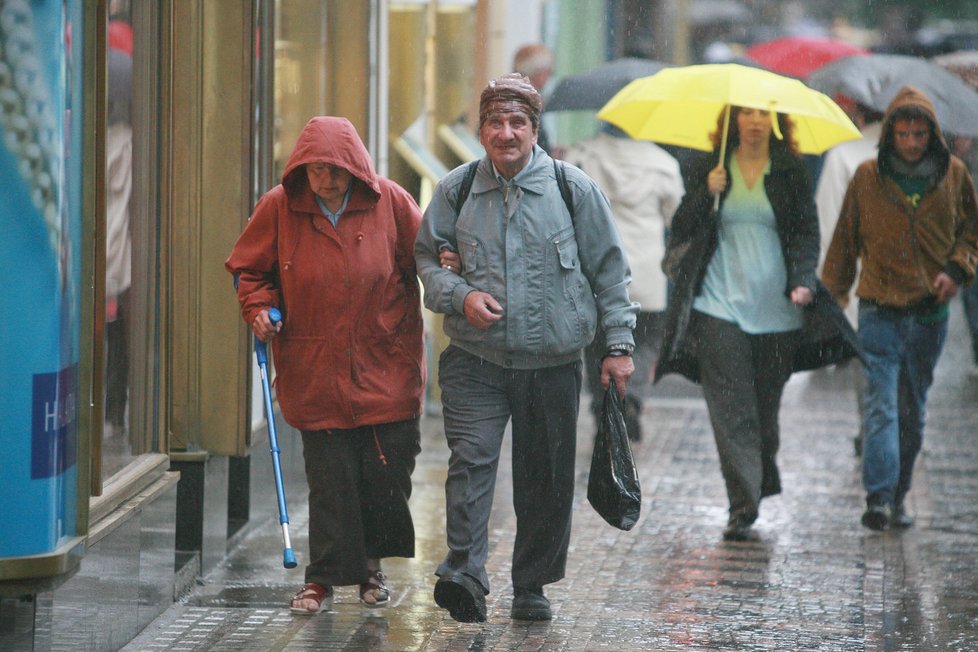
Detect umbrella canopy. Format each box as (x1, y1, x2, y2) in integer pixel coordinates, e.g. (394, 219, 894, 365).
(746, 36, 868, 78)
(807, 54, 978, 138)
(597, 63, 861, 155)
(545, 57, 673, 112)
(932, 49, 978, 89)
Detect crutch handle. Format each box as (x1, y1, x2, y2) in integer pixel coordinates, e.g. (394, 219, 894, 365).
(254, 307, 283, 365)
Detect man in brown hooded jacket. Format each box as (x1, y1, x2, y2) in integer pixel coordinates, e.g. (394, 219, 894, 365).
(823, 86, 978, 531)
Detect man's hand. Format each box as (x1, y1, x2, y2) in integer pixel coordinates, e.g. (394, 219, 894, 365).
(933, 272, 959, 303)
(601, 355, 634, 397)
(463, 291, 503, 329)
(251, 308, 282, 342)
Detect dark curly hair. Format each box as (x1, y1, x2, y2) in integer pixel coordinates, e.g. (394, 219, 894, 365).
(710, 105, 800, 157)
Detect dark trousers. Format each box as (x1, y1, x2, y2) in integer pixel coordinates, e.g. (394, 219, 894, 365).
(104, 289, 130, 428)
(690, 311, 800, 526)
(301, 419, 421, 587)
(436, 346, 581, 593)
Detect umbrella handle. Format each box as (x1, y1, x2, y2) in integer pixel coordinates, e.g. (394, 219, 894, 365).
(713, 105, 732, 213)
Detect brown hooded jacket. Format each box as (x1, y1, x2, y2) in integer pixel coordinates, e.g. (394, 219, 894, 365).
(823, 86, 978, 309)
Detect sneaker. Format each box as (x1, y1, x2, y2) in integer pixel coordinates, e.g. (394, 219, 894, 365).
(892, 505, 915, 528)
(434, 572, 487, 623)
(290, 582, 333, 614)
(861, 498, 892, 531)
(511, 586, 551, 621)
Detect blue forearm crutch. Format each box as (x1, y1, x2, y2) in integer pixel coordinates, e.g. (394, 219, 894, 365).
(254, 307, 298, 569)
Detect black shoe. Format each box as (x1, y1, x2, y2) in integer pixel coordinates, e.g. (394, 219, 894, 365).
(892, 505, 915, 528)
(434, 573, 487, 623)
(722, 523, 756, 541)
(861, 498, 892, 531)
(511, 587, 551, 621)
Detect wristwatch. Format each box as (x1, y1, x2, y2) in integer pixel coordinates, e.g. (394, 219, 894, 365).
(605, 343, 634, 357)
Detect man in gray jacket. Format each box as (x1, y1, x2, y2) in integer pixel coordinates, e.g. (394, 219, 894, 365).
(415, 73, 637, 623)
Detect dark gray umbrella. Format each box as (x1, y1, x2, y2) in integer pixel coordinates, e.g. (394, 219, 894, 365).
(545, 57, 672, 112)
(806, 53, 978, 137)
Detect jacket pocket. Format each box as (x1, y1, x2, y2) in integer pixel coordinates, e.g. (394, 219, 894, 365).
(458, 235, 481, 274)
(548, 227, 594, 352)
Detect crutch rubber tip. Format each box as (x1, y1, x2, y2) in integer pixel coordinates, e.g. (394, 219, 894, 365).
(284, 548, 298, 569)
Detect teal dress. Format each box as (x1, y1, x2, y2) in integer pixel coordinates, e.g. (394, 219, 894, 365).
(693, 157, 803, 334)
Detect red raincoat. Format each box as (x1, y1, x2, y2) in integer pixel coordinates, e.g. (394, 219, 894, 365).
(226, 117, 425, 430)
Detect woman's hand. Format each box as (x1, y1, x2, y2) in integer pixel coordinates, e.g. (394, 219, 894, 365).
(790, 286, 814, 306)
(439, 248, 461, 274)
(707, 165, 728, 195)
(251, 308, 282, 342)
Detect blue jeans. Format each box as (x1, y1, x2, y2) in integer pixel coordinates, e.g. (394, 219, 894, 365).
(859, 301, 947, 507)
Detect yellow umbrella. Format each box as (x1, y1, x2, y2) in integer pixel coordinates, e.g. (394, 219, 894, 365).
(597, 63, 861, 156)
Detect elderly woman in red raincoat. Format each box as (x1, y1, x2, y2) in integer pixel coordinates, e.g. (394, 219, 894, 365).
(226, 116, 425, 614)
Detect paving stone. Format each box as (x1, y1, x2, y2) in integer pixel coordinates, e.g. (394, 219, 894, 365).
(124, 304, 978, 651)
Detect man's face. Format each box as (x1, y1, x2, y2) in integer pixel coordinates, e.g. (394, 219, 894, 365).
(892, 118, 931, 164)
(479, 111, 538, 179)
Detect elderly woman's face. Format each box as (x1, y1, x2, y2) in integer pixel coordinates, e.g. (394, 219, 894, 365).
(306, 162, 353, 208)
(479, 111, 538, 179)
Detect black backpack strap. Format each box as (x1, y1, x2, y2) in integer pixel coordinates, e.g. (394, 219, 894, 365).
(451, 160, 481, 215)
(553, 159, 574, 218)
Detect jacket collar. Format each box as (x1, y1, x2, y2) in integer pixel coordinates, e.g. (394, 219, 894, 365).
(472, 145, 553, 198)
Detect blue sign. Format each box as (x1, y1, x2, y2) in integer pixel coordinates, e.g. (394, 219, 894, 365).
(0, 0, 83, 558)
(32, 365, 79, 480)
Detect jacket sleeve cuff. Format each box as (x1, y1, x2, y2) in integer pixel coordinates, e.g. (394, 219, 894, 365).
(450, 283, 474, 315)
(603, 325, 635, 349)
(945, 262, 968, 286)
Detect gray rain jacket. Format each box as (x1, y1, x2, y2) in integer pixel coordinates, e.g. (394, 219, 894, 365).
(415, 146, 638, 369)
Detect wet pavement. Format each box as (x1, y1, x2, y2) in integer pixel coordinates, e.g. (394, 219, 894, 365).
(124, 305, 978, 651)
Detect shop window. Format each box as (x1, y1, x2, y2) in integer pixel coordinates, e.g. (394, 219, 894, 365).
(99, 0, 160, 483)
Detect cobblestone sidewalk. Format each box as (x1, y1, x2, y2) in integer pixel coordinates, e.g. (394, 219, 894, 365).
(123, 307, 978, 651)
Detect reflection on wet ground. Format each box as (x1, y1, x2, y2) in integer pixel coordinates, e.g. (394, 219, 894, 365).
(125, 305, 978, 650)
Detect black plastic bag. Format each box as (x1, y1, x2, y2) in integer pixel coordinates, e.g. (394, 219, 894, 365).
(587, 379, 642, 530)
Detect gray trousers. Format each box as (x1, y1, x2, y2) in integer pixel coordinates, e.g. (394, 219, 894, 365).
(690, 311, 800, 527)
(301, 419, 421, 587)
(436, 346, 581, 594)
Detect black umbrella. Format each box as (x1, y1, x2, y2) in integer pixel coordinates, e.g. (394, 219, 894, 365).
(806, 53, 978, 137)
(545, 57, 672, 112)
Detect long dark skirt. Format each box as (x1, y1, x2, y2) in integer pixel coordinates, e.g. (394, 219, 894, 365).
(301, 418, 421, 587)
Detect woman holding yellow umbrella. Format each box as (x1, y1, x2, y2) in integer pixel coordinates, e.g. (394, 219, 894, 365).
(599, 64, 863, 541)
(654, 105, 862, 542)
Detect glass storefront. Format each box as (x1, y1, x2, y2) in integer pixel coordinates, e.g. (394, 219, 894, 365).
(99, 0, 161, 485)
